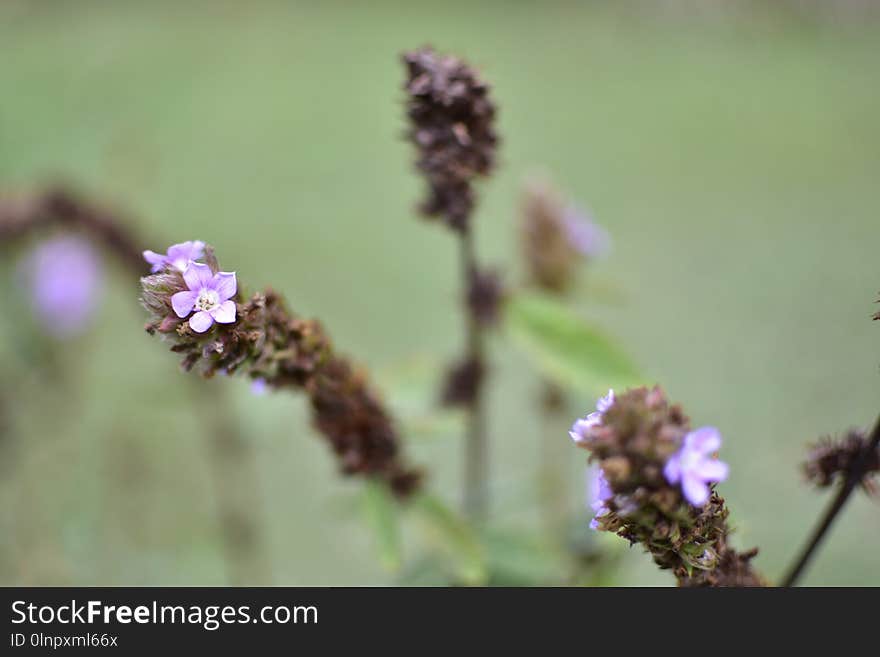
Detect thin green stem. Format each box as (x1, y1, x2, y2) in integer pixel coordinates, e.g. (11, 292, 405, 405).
(460, 228, 489, 522)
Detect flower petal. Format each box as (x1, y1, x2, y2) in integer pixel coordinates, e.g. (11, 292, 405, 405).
(596, 389, 615, 413)
(182, 261, 214, 291)
(685, 426, 722, 455)
(681, 473, 710, 507)
(189, 310, 214, 333)
(170, 290, 198, 318)
(168, 240, 204, 261)
(213, 271, 237, 301)
(210, 300, 236, 324)
(693, 458, 729, 483)
(663, 453, 682, 484)
(143, 250, 165, 272)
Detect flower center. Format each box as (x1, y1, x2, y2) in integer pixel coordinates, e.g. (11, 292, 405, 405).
(194, 288, 220, 312)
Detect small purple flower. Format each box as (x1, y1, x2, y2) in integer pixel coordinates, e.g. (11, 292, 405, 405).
(171, 262, 237, 333)
(588, 466, 613, 530)
(143, 240, 205, 273)
(663, 426, 730, 507)
(21, 236, 103, 339)
(251, 378, 268, 396)
(563, 205, 610, 259)
(569, 389, 615, 444)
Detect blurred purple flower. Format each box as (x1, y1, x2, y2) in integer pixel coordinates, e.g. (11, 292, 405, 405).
(663, 426, 729, 507)
(171, 262, 237, 333)
(251, 378, 268, 396)
(22, 236, 103, 339)
(563, 205, 610, 259)
(569, 389, 615, 444)
(588, 466, 612, 530)
(143, 240, 205, 273)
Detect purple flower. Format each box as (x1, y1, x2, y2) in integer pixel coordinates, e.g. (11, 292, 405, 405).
(143, 240, 205, 273)
(251, 378, 268, 396)
(663, 426, 730, 507)
(588, 466, 613, 530)
(171, 262, 237, 333)
(569, 389, 615, 444)
(21, 236, 103, 339)
(563, 205, 610, 259)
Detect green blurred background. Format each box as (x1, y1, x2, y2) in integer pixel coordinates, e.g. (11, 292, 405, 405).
(1, 0, 878, 586)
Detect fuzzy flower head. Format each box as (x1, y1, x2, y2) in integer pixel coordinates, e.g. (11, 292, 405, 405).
(569, 386, 762, 586)
(21, 235, 103, 339)
(143, 240, 205, 273)
(171, 262, 237, 333)
(663, 427, 729, 507)
(569, 389, 615, 445)
(520, 179, 608, 293)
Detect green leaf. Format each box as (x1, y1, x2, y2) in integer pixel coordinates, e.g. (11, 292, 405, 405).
(410, 493, 487, 585)
(505, 292, 642, 395)
(361, 480, 402, 572)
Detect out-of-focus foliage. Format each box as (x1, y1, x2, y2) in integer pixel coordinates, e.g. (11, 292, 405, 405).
(506, 292, 642, 395)
(2, 0, 880, 586)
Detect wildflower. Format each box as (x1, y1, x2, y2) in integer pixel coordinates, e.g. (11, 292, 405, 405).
(663, 427, 730, 507)
(143, 240, 205, 273)
(251, 378, 268, 396)
(141, 246, 422, 498)
(562, 205, 610, 260)
(520, 179, 608, 293)
(171, 262, 237, 333)
(588, 466, 612, 530)
(21, 235, 103, 338)
(570, 386, 763, 586)
(569, 389, 615, 444)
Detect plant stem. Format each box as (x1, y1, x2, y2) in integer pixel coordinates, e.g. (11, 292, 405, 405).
(537, 380, 568, 535)
(782, 412, 880, 586)
(459, 228, 489, 522)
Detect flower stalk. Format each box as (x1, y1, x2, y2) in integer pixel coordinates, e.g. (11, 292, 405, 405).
(782, 413, 880, 586)
(140, 248, 422, 498)
(571, 386, 764, 586)
(0, 187, 147, 274)
(402, 46, 502, 521)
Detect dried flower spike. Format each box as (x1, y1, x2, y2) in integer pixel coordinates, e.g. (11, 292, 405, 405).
(140, 242, 422, 498)
(402, 46, 499, 232)
(571, 386, 763, 586)
(804, 429, 880, 493)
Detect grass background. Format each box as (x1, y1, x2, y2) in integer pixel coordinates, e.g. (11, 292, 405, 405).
(1, 0, 878, 585)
